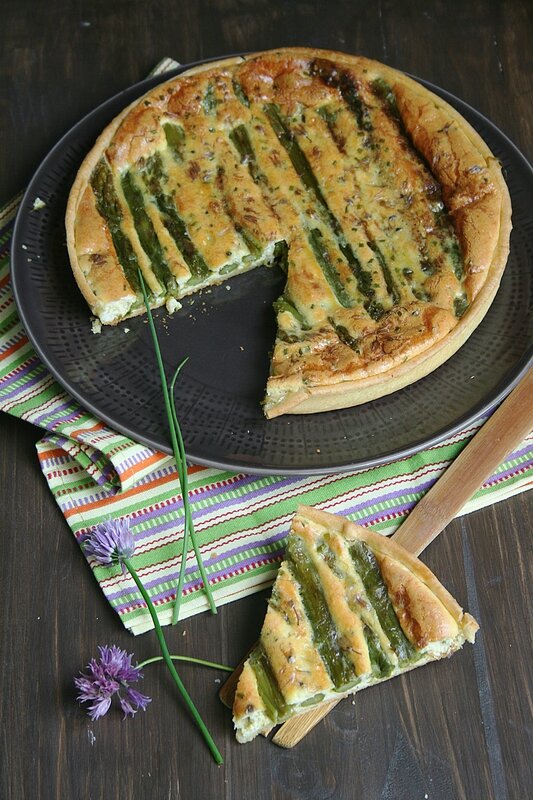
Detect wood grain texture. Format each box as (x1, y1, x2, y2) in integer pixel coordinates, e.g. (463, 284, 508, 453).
(1, 2, 532, 798)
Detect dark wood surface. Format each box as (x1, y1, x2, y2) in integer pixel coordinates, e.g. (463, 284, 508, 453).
(1, 1, 532, 798)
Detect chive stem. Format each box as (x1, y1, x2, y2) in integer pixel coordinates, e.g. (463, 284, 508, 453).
(169, 365, 217, 620)
(138, 655, 234, 673)
(137, 270, 217, 621)
(124, 558, 223, 765)
(168, 361, 191, 626)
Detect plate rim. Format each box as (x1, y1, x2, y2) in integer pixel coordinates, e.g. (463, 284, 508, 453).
(11, 55, 533, 475)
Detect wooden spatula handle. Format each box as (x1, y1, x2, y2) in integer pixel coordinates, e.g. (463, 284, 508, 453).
(393, 367, 533, 555)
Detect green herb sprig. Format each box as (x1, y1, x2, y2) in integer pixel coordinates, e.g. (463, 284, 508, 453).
(138, 271, 217, 622)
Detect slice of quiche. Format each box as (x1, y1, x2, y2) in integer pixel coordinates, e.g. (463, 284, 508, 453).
(66, 48, 511, 416)
(232, 505, 478, 743)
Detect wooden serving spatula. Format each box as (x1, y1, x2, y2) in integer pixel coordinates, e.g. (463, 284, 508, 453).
(220, 368, 533, 747)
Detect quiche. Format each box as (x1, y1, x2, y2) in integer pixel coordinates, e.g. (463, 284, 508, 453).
(66, 48, 512, 417)
(232, 505, 478, 743)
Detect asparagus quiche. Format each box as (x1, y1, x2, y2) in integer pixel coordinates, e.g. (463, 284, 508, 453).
(66, 48, 512, 417)
(232, 505, 478, 743)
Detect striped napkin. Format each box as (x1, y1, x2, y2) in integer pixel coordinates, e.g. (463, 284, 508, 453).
(2, 63, 532, 635)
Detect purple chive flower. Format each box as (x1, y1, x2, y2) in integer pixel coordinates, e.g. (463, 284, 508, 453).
(83, 518, 135, 574)
(75, 645, 151, 720)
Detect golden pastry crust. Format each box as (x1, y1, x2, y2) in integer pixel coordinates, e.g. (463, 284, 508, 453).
(66, 48, 511, 413)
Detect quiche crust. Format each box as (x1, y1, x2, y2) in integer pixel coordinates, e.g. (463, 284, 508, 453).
(66, 48, 512, 415)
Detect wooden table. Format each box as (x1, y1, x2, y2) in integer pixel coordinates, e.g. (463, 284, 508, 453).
(1, 2, 531, 798)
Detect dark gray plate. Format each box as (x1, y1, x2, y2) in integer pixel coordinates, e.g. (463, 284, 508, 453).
(11, 61, 533, 475)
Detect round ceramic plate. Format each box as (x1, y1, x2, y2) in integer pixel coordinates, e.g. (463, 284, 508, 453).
(11, 60, 533, 475)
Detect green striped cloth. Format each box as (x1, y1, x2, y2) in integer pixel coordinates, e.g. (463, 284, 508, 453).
(2, 61, 532, 635)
